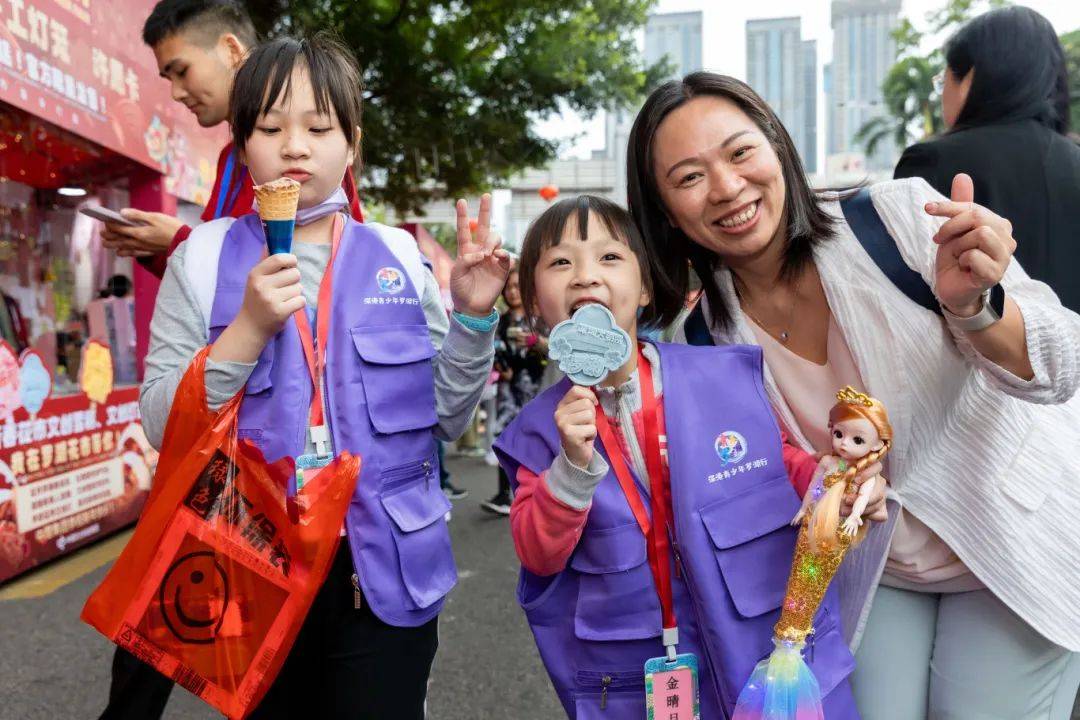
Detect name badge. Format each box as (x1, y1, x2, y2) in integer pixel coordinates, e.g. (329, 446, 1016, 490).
(645, 652, 700, 720)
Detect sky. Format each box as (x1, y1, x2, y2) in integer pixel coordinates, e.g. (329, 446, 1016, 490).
(536, 0, 1080, 161)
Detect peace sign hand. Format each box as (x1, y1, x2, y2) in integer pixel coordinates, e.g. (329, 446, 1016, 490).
(925, 174, 1017, 317)
(451, 193, 512, 317)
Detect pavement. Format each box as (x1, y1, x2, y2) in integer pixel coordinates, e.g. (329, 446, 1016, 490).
(1, 453, 1077, 719)
(0, 455, 561, 720)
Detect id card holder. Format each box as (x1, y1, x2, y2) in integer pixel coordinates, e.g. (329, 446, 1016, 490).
(295, 452, 333, 491)
(287, 452, 333, 523)
(644, 653, 700, 720)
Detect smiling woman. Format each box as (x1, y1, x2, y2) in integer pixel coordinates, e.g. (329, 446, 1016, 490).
(627, 74, 836, 335)
(626, 71, 1080, 720)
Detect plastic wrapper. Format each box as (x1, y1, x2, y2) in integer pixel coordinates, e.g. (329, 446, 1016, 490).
(82, 347, 359, 719)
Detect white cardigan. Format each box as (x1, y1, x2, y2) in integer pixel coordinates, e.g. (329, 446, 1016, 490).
(685, 177, 1080, 652)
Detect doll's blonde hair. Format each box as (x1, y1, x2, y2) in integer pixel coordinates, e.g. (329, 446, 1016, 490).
(808, 387, 893, 552)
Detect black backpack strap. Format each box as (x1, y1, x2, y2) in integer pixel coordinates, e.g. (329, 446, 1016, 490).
(683, 300, 715, 346)
(840, 187, 942, 317)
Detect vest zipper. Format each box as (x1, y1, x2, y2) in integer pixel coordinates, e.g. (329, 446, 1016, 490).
(351, 573, 362, 609)
(575, 669, 643, 710)
(671, 538, 731, 719)
(380, 456, 436, 491)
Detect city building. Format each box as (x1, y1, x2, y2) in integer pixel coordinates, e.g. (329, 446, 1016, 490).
(828, 0, 902, 172)
(605, 11, 704, 204)
(745, 18, 818, 174)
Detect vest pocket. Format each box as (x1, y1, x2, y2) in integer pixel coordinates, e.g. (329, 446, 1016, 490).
(379, 458, 456, 609)
(570, 522, 661, 641)
(573, 669, 645, 718)
(350, 324, 438, 434)
(700, 477, 801, 618)
(802, 605, 855, 698)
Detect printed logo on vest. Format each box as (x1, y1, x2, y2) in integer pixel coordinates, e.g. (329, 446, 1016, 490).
(714, 431, 747, 465)
(376, 267, 405, 294)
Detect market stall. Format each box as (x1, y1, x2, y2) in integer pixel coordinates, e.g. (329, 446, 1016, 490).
(0, 0, 222, 582)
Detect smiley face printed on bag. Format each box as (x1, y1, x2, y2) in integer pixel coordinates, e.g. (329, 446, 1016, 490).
(159, 551, 231, 645)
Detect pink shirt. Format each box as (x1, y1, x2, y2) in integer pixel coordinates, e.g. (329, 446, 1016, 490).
(749, 316, 981, 592)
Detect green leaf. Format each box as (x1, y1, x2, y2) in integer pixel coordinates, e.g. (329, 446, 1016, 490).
(243, 0, 663, 214)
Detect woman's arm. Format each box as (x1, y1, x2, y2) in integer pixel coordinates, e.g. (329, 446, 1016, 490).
(876, 177, 1080, 404)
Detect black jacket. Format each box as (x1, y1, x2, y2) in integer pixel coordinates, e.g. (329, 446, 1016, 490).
(895, 119, 1080, 313)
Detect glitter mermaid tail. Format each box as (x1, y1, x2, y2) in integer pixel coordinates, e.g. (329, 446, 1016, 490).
(733, 520, 851, 719)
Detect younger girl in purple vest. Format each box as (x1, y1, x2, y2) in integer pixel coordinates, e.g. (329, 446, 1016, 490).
(140, 35, 509, 718)
(495, 195, 874, 719)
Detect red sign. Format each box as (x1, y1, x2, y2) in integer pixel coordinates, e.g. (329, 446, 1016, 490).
(0, 386, 157, 582)
(0, 0, 225, 204)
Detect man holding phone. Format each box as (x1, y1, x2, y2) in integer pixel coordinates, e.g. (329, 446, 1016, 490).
(102, 0, 361, 279)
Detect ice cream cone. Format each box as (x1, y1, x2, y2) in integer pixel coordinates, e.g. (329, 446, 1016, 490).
(254, 178, 300, 254)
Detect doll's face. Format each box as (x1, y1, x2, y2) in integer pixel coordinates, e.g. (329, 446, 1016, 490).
(830, 417, 883, 462)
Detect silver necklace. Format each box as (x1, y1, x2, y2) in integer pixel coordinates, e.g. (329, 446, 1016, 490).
(735, 275, 801, 344)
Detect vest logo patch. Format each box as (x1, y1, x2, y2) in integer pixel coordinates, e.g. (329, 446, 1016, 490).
(376, 267, 405, 294)
(714, 431, 747, 465)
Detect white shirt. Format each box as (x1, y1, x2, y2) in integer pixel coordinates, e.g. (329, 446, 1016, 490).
(681, 177, 1080, 652)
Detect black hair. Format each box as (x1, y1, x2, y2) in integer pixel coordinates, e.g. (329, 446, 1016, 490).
(230, 34, 363, 154)
(142, 0, 257, 49)
(626, 72, 837, 329)
(945, 6, 1070, 134)
(106, 275, 132, 298)
(517, 194, 658, 328)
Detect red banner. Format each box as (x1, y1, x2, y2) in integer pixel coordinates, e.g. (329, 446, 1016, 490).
(0, 0, 225, 204)
(0, 385, 157, 582)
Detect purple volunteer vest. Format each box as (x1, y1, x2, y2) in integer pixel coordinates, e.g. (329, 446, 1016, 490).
(494, 342, 858, 719)
(208, 213, 456, 627)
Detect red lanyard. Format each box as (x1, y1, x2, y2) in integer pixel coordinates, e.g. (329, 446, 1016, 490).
(292, 213, 344, 434)
(593, 347, 678, 656)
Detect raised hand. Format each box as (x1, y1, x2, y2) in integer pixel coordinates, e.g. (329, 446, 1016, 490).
(210, 253, 304, 365)
(237, 253, 305, 342)
(451, 193, 512, 317)
(925, 174, 1017, 317)
(555, 385, 599, 469)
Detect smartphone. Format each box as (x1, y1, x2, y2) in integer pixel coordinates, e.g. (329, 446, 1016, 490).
(79, 206, 146, 227)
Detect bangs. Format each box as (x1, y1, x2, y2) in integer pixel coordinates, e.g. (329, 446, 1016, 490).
(231, 34, 363, 152)
(532, 196, 641, 252)
(516, 194, 658, 329)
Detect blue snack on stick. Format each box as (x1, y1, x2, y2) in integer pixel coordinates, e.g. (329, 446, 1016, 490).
(547, 304, 633, 386)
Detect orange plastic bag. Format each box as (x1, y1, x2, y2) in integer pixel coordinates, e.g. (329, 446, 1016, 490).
(82, 347, 359, 719)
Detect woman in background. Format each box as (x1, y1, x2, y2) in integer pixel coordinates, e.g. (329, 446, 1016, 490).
(895, 5, 1080, 312)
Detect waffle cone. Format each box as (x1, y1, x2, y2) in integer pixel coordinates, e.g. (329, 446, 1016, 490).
(253, 178, 301, 221)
